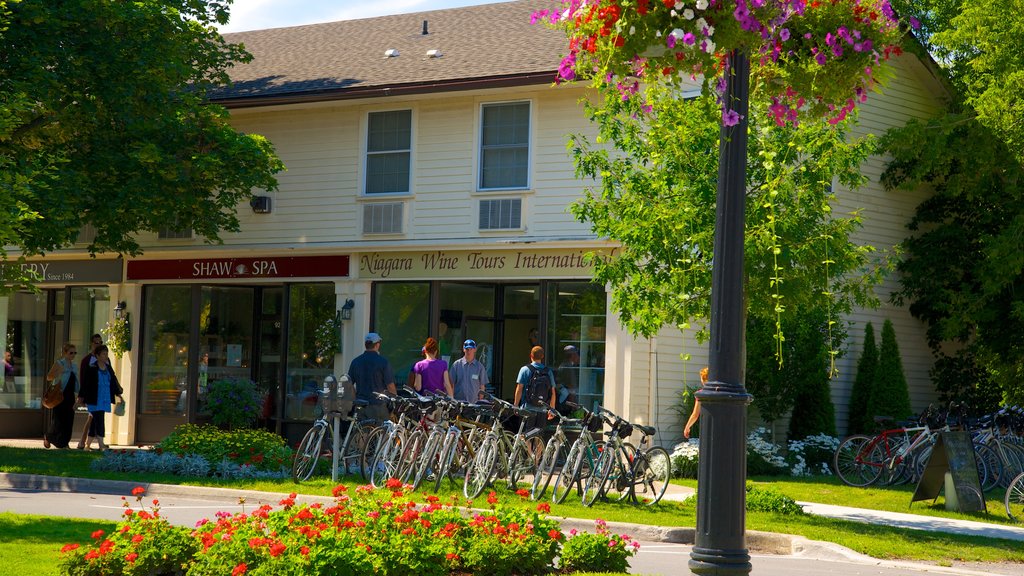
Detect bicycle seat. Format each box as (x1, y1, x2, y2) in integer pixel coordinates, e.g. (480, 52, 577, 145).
(635, 424, 656, 436)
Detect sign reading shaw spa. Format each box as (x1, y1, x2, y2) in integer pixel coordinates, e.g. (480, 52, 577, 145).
(127, 255, 350, 280)
(358, 248, 614, 280)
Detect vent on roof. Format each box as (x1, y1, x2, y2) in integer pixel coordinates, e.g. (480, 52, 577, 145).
(363, 202, 404, 235)
(384, 48, 399, 58)
(422, 20, 428, 35)
(426, 49, 442, 58)
(479, 198, 522, 231)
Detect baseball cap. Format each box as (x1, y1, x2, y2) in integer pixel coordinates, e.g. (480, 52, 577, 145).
(563, 345, 579, 354)
(463, 339, 477, 349)
(364, 332, 382, 344)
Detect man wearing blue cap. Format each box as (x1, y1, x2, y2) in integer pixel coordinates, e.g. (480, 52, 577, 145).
(348, 332, 396, 422)
(450, 339, 488, 403)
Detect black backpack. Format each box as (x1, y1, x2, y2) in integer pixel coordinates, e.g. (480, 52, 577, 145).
(523, 365, 552, 407)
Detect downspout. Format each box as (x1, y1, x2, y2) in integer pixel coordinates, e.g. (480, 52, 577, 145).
(648, 336, 659, 447)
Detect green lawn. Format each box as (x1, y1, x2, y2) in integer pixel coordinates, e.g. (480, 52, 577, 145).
(0, 513, 117, 576)
(2, 447, 1023, 566)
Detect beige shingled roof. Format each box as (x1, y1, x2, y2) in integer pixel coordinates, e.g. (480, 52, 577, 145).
(214, 0, 566, 105)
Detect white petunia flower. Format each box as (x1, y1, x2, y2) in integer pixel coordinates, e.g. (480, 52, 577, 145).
(629, 25, 636, 35)
(696, 0, 708, 9)
(683, 9, 694, 19)
(696, 18, 707, 31)
(675, 1, 685, 10)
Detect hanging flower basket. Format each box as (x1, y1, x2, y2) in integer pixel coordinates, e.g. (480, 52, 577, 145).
(313, 314, 342, 364)
(536, 0, 913, 125)
(101, 318, 131, 358)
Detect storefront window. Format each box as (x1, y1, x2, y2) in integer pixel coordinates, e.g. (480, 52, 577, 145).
(372, 283, 429, 388)
(199, 287, 255, 414)
(69, 287, 110, 348)
(139, 286, 191, 416)
(547, 282, 606, 411)
(1, 292, 48, 409)
(284, 284, 336, 421)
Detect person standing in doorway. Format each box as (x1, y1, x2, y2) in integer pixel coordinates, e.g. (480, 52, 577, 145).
(450, 339, 488, 403)
(80, 334, 102, 375)
(78, 345, 123, 451)
(412, 337, 453, 397)
(556, 345, 580, 412)
(683, 367, 709, 439)
(348, 332, 396, 423)
(43, 343, 79, 449)
(514, 346, 556, 434)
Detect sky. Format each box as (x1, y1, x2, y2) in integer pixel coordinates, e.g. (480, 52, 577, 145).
(219, 0, 512, 32)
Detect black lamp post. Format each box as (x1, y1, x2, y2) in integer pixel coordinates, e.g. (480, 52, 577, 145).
(688, 50, 753, 576)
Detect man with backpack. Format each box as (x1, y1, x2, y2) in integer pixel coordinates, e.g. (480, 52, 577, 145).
(513, 345, 556, 436)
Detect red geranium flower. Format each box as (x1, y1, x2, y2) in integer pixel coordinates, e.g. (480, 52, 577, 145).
(125, 553, 138, 563)
(536, 502, 551, 514)
(548, 529, 562, 540)
(131, 486, 145, 496)
(60, 543, 80, 553)
(232, 563, 247, 576)
(91, 530, 104, 540)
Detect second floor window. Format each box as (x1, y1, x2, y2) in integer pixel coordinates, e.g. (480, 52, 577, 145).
(480, 102, 530, 190)
(366, 109, 412, 194)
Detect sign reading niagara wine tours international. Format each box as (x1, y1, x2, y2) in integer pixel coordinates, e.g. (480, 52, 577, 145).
(357, 248, 614, 280)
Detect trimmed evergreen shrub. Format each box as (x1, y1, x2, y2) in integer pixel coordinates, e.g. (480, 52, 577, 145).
(865, 319, 912, 423)
(847, 322, 877, 434)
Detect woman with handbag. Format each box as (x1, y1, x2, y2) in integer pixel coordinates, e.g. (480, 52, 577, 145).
(78, 345, 123, 451)
(43, 343, 79, 449)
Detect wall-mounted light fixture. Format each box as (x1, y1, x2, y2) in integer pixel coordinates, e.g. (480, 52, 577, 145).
(341, 299, 355, 321)
(250, 195, 272, 214)
(113, 301, 127, 320)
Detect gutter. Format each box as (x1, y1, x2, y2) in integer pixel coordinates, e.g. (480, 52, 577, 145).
(213, 71, 560, 109)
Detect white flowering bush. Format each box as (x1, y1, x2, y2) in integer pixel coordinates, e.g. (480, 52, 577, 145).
(787, 433, 840, 477)
(670, 439, 700, 478)
(746, 427, 788, 476)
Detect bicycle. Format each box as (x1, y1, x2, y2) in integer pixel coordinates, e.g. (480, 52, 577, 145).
(530, 409, 582, 501)
(291, 394, 377, 482)
(462, 395, 545, 499)
(364, 392, 426, 487)
(625, 423, 671, 506)
(581, 406, 634, 507)
(431, 399, 490, 493)
(550, 404, 601, 505)
(834, 409, 944, 487)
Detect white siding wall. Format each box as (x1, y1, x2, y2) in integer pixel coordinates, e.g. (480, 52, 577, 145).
(135, 85, 595, 250)
(629, 54, 949, 441)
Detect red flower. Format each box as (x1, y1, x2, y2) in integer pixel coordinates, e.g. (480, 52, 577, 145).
(131, 486, 145, 496)
(91, 530, 105, 540)
(300, 546, 310, 556)
(84, 550, 100, 561)
(332, 485, 348, 497)
(152, 499, 160, 507)
(548, 529, 562, 540)
(132, 534, 144, 544)
(486, 491, 498, 506)
(536, 502, 551, 514)
(269, 542, 286, 557)
(60, 543, 80, 553)
(385, 478, 402, 490)
(232, 563, 248, 576)
(515, 488, 530, 499)
(446, 553, 459, 561)
(125, 553, 138, 563)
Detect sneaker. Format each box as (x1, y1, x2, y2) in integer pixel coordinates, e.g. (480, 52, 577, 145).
(43, 437, 51, 449)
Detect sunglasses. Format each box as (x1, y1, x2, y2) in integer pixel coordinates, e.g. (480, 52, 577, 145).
(68, 351, 77, 355)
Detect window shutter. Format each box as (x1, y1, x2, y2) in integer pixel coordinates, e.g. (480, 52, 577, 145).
(479, 198, 522, 230)
(363, 202, 404, 234)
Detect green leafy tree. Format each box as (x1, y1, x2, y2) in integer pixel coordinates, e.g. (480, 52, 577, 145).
(746, 308, 838, 438)
(847, 322, 878, 434)
(571, 86, 883, 345)
(882, 113, 1024, 406)
(865, 319, 912, 422)
(0, 0, 283, 285)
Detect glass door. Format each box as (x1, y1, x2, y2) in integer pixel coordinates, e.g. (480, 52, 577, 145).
(198, 286, 255, 416)
(258, 287, 284, 431)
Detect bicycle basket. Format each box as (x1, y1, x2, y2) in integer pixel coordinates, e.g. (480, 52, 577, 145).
(616, 421, 633, 438)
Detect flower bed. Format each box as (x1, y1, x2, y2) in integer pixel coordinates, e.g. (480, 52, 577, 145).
(59, 483, 638, 576)
(671, 428, 840, 478)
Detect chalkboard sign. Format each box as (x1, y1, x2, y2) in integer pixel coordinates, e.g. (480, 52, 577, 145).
(911, 431, 985, 512)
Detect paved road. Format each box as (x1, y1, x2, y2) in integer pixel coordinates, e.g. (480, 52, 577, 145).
(0, 487, 1011, 575)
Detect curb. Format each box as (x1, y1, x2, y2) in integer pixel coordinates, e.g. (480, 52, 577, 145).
(0, 472, 1011, 575)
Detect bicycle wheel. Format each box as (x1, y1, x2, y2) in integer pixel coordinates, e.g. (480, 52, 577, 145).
(411, 434, 441, 491)
(974, 441, 1002, 492)
(552, 441, 583, 505)
(339, 422, 368, 477)
(632, 446, 671, 505)
(833, 435, 883, 487)
(609, 442, 637, 502)
(1005, 471, 1024, 521)
(370, 431, 404, 487)
(531, 437, 564, 501)
(433, 430, 461, 493)
(292, 423, 327, 482)
(361, 426, 388, 481)
(464, 434, 498, 499)
(509, 435, 544, 489)
(582, 443, 614, 507)
(398, 430, 426, 485)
